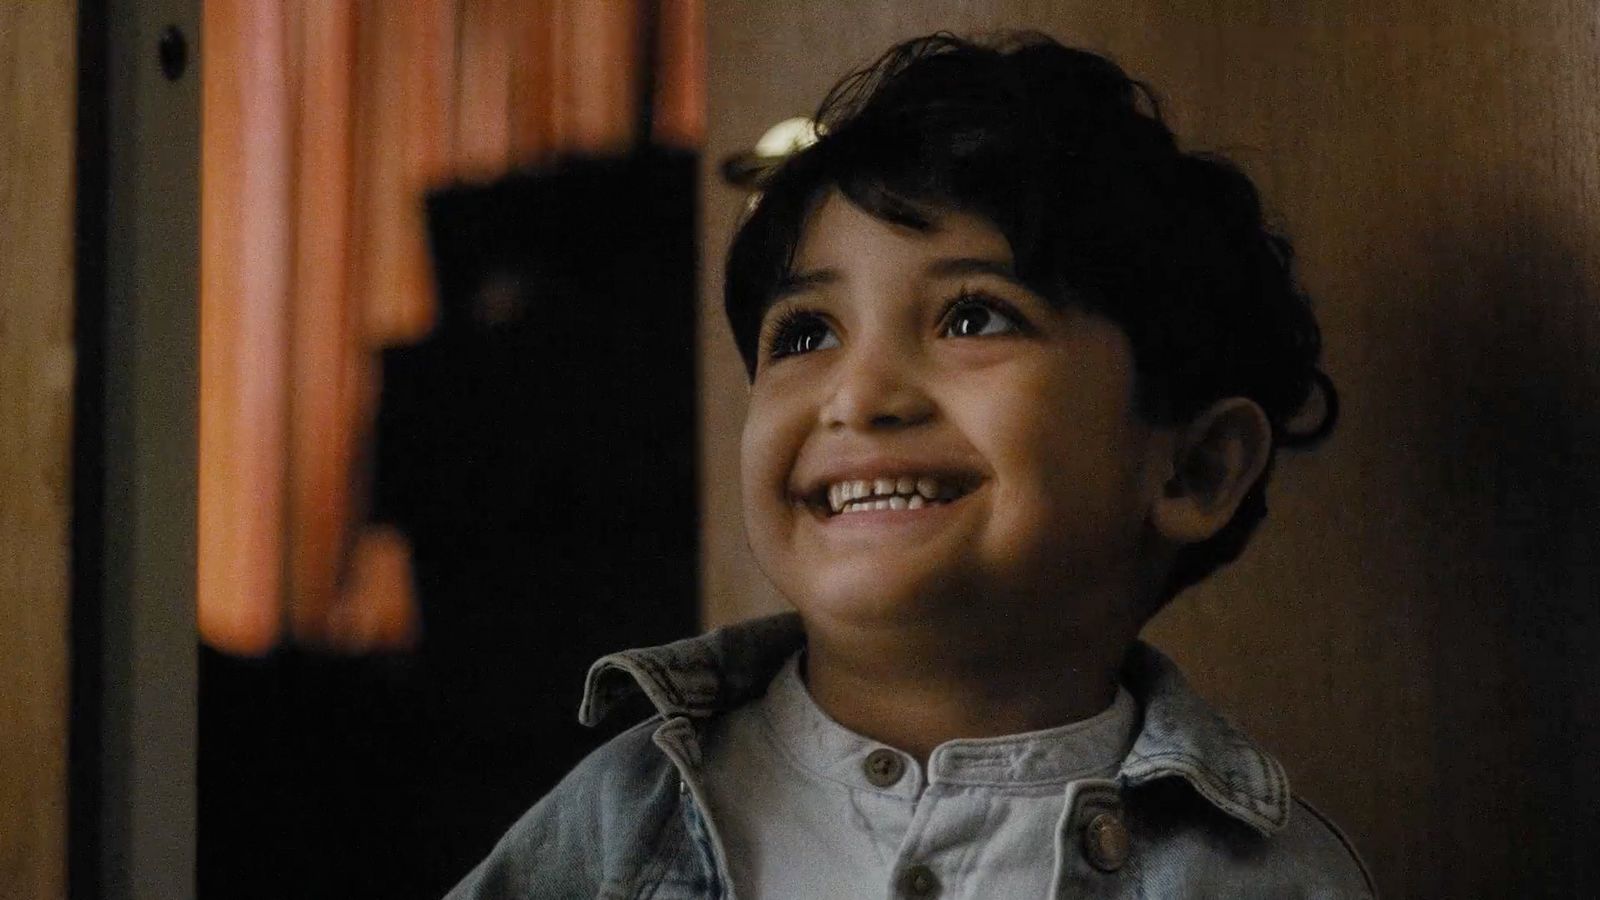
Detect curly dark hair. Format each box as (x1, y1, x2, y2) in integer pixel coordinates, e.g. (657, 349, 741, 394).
(723, 32, 1338, 606)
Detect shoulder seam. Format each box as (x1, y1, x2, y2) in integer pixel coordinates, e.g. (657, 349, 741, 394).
(1293, 794, 1379, 899)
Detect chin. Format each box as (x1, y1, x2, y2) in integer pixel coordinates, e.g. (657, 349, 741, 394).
(785, 568, 961, 628)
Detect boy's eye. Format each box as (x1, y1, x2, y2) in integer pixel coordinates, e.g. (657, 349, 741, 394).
(765, 310, 840, 360)
(941, 293, 1025, 338)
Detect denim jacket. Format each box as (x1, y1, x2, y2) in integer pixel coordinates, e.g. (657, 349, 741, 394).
(446, 613, 1376, 899)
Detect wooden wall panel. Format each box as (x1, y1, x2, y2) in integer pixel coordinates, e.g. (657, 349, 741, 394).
(701, 4, 1600, 896)
(0, 4, 75, 899)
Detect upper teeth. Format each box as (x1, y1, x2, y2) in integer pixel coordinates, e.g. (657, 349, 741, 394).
(826, 476, 954, 514)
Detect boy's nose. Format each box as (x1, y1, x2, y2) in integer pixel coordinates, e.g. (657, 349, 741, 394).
(820, 348, 935, 432)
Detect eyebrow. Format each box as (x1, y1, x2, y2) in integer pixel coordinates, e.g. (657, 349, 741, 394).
(773, 268, 840, 299)
(923, 256, 1020, 282)
(772, 256, 1021, 301)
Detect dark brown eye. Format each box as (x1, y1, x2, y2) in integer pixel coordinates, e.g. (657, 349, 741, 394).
(767, 310, 839, 360)
(942, 296, 1022, 338)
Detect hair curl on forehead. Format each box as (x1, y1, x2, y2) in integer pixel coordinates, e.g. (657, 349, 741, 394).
(724, 31, 1338, 603)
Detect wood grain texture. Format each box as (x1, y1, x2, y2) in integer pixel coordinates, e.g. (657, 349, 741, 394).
(0, 4, 74, 899)
(701, 4, 1600, 895)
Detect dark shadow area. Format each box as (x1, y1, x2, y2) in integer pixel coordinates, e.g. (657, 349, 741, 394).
(69, 0, 109, 897)
(198, 149, 699, 900)
(1389, 197, 1600, 898)
(1447, 208, 1600, 900)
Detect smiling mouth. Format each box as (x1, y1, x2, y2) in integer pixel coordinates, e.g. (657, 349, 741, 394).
(800, 473, 981, 517)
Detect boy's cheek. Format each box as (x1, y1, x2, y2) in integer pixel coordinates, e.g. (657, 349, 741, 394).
(738, 403, 805, 533)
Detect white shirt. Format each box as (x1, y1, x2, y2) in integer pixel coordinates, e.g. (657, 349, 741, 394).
(697, 653, 1140, 899)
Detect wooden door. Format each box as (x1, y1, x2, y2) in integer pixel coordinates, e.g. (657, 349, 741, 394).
(699, 5, 1600, 896)
(1, 4, 77, 898)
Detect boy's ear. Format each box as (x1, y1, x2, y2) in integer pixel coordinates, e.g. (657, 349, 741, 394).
(1149, 397, 1273, 546)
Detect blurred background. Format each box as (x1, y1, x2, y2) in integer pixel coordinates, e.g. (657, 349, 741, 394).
(4, 1, 1599, 899)
(194, 2, 703, 897)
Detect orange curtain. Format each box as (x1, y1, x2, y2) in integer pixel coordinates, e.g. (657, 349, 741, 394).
(200, 0, 704, 656)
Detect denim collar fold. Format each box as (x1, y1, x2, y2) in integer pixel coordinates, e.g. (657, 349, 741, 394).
(579, 611, 1290, 836)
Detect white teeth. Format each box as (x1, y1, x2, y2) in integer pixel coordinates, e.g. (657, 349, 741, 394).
(823, 474, 964, 514)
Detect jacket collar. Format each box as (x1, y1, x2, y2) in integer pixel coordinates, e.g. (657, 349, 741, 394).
(1115, 641, 1291, 835)
(580, 612, 1289, 836)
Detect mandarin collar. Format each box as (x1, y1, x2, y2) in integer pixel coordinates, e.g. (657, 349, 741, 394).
(756, 653, 1138, 797)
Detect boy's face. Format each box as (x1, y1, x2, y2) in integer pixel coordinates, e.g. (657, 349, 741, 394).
(740, 192, 1173, 635)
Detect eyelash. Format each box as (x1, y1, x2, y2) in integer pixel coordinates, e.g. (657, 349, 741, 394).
(763, 307, 834, 361)
(760, 288, 1031, 363)
(937, 289, 1032, 339)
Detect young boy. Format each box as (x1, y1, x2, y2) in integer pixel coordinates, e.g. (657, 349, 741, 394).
(449, 32, 1371, 899)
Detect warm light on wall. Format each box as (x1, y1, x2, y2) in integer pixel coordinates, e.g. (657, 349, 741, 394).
(199, 0, 705, 656)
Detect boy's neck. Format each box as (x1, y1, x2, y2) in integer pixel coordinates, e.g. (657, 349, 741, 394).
(800, 619, 1134, 766)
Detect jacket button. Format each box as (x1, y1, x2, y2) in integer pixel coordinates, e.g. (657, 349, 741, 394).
(1083, 812, 1130, 872)
(898, 863, 940, 897)
(863, 748, 906, 787)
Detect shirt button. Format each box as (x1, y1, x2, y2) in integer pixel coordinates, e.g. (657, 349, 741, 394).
(863, 748, 906, 787)
(899, 863, 940, 898)
(1083, 811, 1131, 872)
